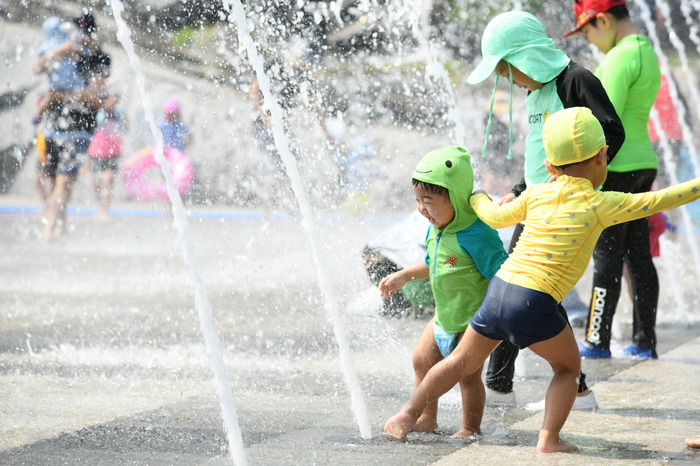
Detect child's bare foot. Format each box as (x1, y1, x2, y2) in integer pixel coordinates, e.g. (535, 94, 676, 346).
(52, 222, 64, 238)
(384, 411, 415, 439)
(686, 438, 700, 448)
(537, 436, 578, 453)
(42, 226, 56, 241)
(451, 428, 481, 439)
(538, 430, 578, 453)
(412, 415, 438, 433)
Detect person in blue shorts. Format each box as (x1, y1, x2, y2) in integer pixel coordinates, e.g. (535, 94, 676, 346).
(384, 106, 700, 452)
(466, 10, 625, 411)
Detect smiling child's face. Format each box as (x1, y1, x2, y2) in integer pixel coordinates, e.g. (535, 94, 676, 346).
(494, 60, 543, 92)
(413, 184, 455, 229)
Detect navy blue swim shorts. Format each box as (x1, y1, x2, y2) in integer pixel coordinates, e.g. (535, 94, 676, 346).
(470, 276, 568, 349)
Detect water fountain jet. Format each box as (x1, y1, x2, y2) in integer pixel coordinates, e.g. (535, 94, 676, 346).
(110, 1, 248, 464)
(634, 0, 700, 280)
(222, 0, 372, 440)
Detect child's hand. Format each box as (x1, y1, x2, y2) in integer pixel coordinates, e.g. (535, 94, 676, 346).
(378, 272, 407, 298)
(498, 192, 516, 205)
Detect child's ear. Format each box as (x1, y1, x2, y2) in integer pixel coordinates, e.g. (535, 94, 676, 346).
(597, 146, 609, 165)
(596, 12, 612, 29)
(544, 159, 559, 176)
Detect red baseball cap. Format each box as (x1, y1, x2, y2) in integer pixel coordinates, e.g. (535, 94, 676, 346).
(563, 0, 627, 38)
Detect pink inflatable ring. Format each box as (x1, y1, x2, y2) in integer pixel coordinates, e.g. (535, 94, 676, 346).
(122, 146, 194, 202)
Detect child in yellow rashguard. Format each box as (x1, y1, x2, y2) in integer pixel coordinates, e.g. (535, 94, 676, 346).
(384, 107, 700, 453)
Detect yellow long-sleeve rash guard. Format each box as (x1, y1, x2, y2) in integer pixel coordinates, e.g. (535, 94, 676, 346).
(470, 175, 700, 302)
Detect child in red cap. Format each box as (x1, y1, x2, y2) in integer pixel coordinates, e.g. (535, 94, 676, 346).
(564, 0, 662, 361)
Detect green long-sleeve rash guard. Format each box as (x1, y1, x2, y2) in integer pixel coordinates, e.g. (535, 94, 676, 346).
(595, 34, 660, 173)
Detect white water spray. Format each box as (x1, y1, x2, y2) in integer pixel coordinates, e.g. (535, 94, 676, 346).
(407, 0, 467, 148)
(659, 235, 691, 320)
(653, 0, 700, 152)
(679, 0, 700, 56)
(331, 0, 344, 26)
(222, 0, 372, 440)
(110, 2, 248, 465)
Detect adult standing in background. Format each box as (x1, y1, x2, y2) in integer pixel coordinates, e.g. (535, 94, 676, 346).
(34, 11, 111, 239)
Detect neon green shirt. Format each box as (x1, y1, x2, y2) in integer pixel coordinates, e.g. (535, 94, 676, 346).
(595, 35, 660, 173)
(470, 175, 700, 302)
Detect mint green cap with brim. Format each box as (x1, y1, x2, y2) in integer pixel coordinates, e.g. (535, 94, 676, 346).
(467, 11, 570, 85)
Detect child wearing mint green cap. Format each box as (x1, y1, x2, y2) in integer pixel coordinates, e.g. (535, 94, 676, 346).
(380, 146, 508, 438)
(385, 107, 700, 452)
(466, 10, 625, 412)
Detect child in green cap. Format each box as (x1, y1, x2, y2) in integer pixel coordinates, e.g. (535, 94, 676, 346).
(384, 107, 700, 452)
(379, 145, 508, 438)
(466, 10, 626, 411)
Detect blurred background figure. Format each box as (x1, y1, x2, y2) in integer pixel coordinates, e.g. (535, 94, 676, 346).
(157, 98, 191, 152)
(32, 17, 84, 213)
(88, 92, 127, 221)
(33, 12, 110, 240)
(649, 70, 690, 187)
(34, 17, 84, 94)
(326, 117, 382, 213)
(362, 210, 434, 318)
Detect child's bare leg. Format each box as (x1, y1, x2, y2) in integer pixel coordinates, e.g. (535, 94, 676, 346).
(528, 326, 581, 453)
(98, 169, 114, 220)
(36, 172, 55, 215)
(686, 438, 700, 448)
(412, 319, 443, 432)
(385, 327, 499, 439)
(43, 175, 73, 240)
(92, 173, 101, 201)
(56, 175, 74, 236)
(452, 363, 485, 438)
(35, 171, 50, 207)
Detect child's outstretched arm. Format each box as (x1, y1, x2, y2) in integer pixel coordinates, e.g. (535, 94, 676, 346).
(378, 261, 429, 298)
(470, 190, 527, 229)
(595, 177, 700, 227)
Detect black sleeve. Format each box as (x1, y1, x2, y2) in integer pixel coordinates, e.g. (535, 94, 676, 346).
(78, 49, 111, 81)
(511, 177, 527, 197)
(556, 62, 625, 164)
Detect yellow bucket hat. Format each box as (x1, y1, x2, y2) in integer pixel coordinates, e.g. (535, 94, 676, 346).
(543, 107, 606, 166)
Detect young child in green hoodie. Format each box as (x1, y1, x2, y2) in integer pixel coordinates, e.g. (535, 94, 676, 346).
(379, 145, 508, 438)
(384, 106, 700, 452)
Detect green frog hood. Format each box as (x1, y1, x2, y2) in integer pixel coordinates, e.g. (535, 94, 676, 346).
(413, 146, 477, 233)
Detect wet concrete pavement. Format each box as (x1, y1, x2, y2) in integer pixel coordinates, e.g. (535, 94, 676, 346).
(436, 334, 700, 466)
(1, 195, 699, 465)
